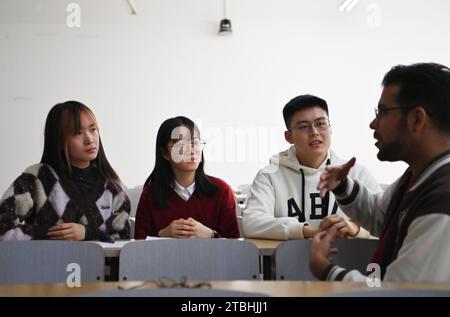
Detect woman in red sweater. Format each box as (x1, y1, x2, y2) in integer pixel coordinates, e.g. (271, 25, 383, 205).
(135, 116, 240, 239)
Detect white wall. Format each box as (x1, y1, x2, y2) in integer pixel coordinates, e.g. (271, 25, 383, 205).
(1, 0, 450, 191)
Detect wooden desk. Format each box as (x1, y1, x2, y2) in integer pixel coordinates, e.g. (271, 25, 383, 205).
(90, 240, 133, 258)
(1, 280, 449, 297)
(243, 238, 282, 256)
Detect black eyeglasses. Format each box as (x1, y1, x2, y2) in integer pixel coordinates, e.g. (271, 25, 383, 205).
(374, 107, 403, 118)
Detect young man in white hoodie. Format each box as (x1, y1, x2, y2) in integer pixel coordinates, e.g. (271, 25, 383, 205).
(242, 95, 381, 240)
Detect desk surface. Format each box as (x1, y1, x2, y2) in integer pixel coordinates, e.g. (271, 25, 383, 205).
(1, 280, 449, 297)
(243, 238, 283, 256)
(92, 238, 283, 258)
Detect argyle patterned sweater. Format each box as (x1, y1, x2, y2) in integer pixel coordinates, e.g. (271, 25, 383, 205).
(0, 163, 130, 242)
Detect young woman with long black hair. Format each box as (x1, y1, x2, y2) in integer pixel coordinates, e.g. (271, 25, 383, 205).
(135, 116, 239, 239)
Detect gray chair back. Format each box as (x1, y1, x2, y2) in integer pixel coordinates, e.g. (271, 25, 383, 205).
(237, 215, 243, 238)
(126, 185, 143, 218)
(0, 241, 104, 284)
(275, 240, 314, 280)
(119, 239, 260, 281)
(332, 239, 378, 272)
(275, 239, 378, 280)
(129, 217, 136, 239)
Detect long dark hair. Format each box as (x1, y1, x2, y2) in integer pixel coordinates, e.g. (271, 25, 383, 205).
(40, 101, 123, 188)
(145, 116, 217, 210)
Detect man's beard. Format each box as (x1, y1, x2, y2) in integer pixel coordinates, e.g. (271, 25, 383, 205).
(377, 139, 405, 162)
(376, 116, 407, 162)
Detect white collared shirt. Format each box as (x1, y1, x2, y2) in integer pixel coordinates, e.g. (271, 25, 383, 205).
(172, 180, 196, 201)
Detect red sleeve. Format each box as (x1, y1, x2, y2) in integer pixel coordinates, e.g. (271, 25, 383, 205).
(216, 183, 240, 238)
(134, 186, 155, 239)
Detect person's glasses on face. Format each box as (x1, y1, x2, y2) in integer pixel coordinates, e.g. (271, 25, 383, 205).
(168, 137, 206, 153)
(290, 118, 330, 133)
(374, 107, 403, 119)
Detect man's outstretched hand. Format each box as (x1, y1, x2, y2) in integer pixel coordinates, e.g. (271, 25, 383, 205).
(317, 157, 356, 198)
(309, 226, 338, 279)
